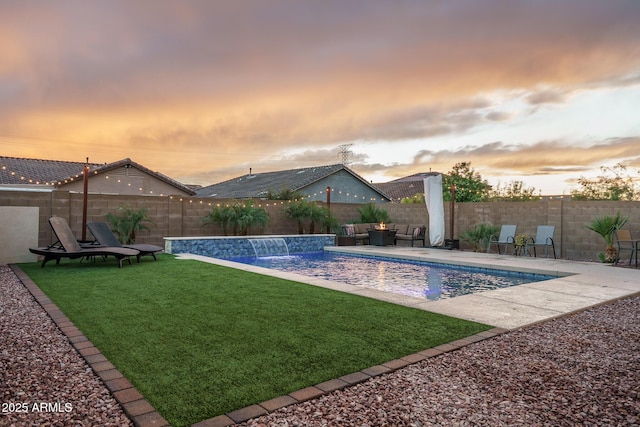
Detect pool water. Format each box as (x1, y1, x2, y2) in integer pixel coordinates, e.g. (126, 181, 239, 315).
(230, 252, 556, 301)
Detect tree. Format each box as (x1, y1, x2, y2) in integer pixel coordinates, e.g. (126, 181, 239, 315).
(306, 202, 327, 234)
(265, 187, 304, 201)
(283, 200, 331, 234)
(203, 200, 269, 236)
(442, 162, 491, 202)
(400, 193, 425, 204)
(202, 204, 235, 235)
(490, 180, 541, 202)
(231, 200, 269, 235)
(284, 200, 312, 233)
(106, 204, 155, 244)
(571, 163, 639, 201)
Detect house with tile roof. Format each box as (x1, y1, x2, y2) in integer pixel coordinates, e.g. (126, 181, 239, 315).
(196, 164, 391, 203)
(0, 156, 195, 196)
(374, 172, 441, 202)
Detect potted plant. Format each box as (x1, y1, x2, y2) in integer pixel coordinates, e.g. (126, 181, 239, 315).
(586, 211, 628, 263)
(514, 233, 531, 256)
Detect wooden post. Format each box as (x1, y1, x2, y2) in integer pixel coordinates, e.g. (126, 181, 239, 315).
(81, 158, 89, 241)
(326, 186, 331, 233)
(450, 184, 456, 240)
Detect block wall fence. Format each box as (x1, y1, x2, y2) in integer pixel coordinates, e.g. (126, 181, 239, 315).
(2, 189, 640, 262)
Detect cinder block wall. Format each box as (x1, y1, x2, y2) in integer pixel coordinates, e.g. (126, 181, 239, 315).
(2, 190, 639, 261)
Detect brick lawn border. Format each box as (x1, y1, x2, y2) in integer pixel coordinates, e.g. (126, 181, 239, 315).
(10, 264, 508, 427)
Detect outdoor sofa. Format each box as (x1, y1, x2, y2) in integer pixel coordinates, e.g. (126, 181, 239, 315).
(342, 223, 426, 247)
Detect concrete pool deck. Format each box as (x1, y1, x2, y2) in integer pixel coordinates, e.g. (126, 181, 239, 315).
(177, 246, 640, 330)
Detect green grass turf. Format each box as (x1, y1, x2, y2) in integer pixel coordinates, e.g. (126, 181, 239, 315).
(20, 254, 491, 426)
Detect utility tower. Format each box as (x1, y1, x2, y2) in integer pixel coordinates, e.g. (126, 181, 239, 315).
(338, 144, 353, 165)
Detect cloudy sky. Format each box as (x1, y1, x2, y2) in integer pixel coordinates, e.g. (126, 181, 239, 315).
(1, 1, 639, 195)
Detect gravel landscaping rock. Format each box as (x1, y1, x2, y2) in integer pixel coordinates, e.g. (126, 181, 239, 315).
(2, 263, 639, 426)
(0, 265, 132, 427)
(243, 296, 640, 426)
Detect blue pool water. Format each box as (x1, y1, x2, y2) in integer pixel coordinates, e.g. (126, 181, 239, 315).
(229, 252, 556, 301)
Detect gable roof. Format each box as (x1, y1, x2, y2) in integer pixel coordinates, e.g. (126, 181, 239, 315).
(374, 172, 441, 201)
(0, 156, 99, 186)
(0, 156, 196, 195)
(196, 163, 391, 200)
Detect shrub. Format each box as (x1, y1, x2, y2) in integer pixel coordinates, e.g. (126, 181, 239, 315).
(357, 202, 390, 223)
(460, 224, 500, 252)
(106, 205, 155, 244)
(203, 200, 269, 236)
(586, 211, 628, 263)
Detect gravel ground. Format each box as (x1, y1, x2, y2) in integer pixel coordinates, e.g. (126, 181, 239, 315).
(0, 265, 132, 427)
(243, 297, 640, 427)
(2, 263, 639, 427)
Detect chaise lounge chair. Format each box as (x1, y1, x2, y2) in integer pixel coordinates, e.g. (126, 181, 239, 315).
(487, 224, 517, 254)
(29, 217, 139, 268)
(525, 225, 556, 259)
(86, 221, 162, 262)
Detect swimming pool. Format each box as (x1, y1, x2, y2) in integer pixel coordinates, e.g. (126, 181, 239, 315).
(229, 252, 556, 301)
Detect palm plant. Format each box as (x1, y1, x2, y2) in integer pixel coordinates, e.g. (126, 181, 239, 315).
(106, 204, 155, 244)
(307, 203, 327, 234)
(459, 224, 500, 252)
(203, 200, 268, 236)
(233, 200, 269, 235)
(202, 204, 236, 235)
(357, 202, 390, 224)
(284, 200, 312, 234)
(586, 211, 628, 263)
(319, 206, 340, 234)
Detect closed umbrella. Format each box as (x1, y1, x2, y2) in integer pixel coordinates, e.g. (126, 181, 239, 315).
(423, 175, 445, 246)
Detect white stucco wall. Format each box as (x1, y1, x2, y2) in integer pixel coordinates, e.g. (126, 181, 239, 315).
(0, 206, 39, 264)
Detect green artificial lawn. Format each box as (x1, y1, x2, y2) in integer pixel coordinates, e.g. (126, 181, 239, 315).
(20, 254, 491, 426)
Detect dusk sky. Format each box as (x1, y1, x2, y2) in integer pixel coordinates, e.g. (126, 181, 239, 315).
(1, 1, 639, 195)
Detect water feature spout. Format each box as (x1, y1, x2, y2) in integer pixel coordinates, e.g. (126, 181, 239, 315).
(248, 238, 290, 257)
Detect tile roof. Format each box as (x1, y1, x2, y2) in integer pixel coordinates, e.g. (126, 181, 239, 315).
(0, 156, 195, 195)
(374, 172, 441, 201)
(88, 158, 196, 195)
(197, 163, 391, 200)
(0, 156, 98, 185)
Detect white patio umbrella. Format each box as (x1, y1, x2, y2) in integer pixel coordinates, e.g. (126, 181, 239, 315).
(423, 175, 445, 246)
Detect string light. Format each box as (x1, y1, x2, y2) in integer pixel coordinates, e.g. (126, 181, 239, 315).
(2, 161, 391, 202)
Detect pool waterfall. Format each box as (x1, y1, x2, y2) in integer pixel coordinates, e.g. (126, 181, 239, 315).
(248, 238, 290, 257)
(164, 234, 335, 259)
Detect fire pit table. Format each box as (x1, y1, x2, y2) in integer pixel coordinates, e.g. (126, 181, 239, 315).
(367, 228, 397, 246)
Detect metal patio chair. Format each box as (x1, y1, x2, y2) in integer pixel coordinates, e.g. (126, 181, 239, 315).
(615, 229, 639, 268)
(487, 224, 517, 254)
(525, 225, 556, 259)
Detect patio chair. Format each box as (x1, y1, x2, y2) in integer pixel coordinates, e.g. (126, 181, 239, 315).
(487, 224, 517, 254)
(86, 221, 162, 262)
(614, 229, 638, 268)
(29, 217, 139, 268)
(525, 225, 556, 259)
